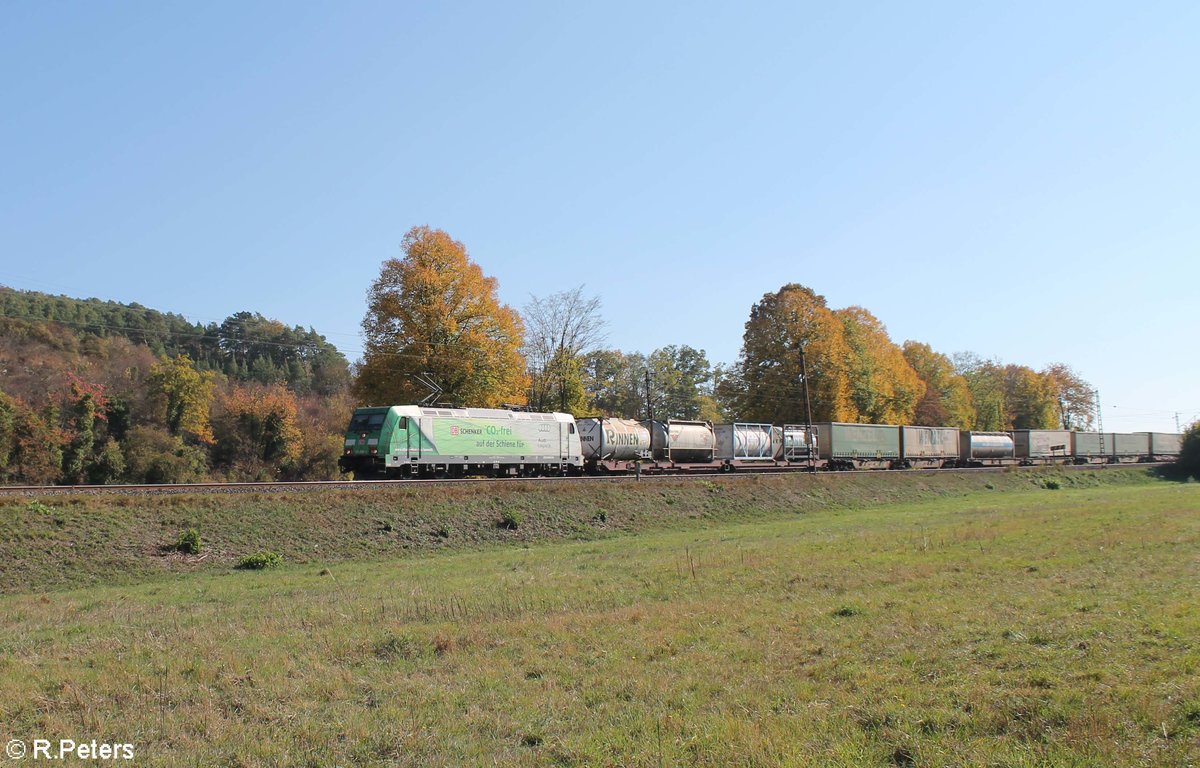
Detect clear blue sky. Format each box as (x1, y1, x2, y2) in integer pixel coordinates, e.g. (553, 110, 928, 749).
(2, 2, 1196, 431)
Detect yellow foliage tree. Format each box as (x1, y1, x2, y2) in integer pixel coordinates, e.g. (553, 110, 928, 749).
(836, 306, 925, 424)
(1041, 363, 1095, 430)
(719, 284, 856, 424)
(147, 354, 216, 444)
(902, 341, 975, 428)
(354, 226, 529, 408)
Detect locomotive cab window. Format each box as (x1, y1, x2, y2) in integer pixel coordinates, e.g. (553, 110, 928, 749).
(397, 417, 408, 429)
(569, 423, 576, 434)
(350, 413, 387, 431)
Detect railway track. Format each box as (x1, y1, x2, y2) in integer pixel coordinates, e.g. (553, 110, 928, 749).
(0, 462, 1163, 497)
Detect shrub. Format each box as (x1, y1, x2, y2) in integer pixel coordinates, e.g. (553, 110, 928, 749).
(1179, 422, 1200, 480)
(498, 509, 522, 530)
(122, 426, 208, 484)
(176, 528, 202, 554)
(236, 550, 282, 570)
(1044, 479, 1061, 490)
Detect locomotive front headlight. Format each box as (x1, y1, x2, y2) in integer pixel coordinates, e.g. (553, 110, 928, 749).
(369, 448, 378, 455)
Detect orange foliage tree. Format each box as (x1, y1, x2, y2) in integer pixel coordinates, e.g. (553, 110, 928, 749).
(718, 284, 856, 424)
(211, 384, 302, 479)
(354, 226, 528, 408)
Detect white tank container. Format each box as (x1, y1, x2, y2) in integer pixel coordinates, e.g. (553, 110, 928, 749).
(960, 431, 1014, 460)
(647, 420, 714, 463)
(714, 423, 775, 461)
(577, 418, 651, 461)
(780, 426, 816, 461)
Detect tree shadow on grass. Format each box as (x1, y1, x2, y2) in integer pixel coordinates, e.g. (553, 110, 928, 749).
(1152, 463, 1197, 483)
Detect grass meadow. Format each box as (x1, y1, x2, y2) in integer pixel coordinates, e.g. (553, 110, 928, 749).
(0, 472, 1197, 766)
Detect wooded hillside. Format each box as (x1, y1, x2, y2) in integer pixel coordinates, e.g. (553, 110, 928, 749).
(0, 287, 351, 484)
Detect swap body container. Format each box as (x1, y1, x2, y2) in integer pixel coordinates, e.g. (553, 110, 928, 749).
(900, 426, 960, 464)
(1141, 432, 1182, 457)
(1013, 430, 1073, 460)
(1072, 432, 1113, 459)
(1110, 432, 1150, 458)
(577, 417, 651, 462)
(714, 423, 778, 461)
(813, 422, 900, 467)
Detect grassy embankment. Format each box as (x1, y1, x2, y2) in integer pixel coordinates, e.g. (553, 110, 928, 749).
(0, 468, 1165, 593)
(0, 469, 1197, 765)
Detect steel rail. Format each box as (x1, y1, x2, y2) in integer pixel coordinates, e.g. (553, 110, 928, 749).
(0, 462, 1164, 497)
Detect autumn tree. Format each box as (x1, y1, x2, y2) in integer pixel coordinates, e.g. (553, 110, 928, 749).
(836, 307, 924, 424)
(902, 341, 974, 428)
(2, 398, 63, 485)
(954, 354, 1058, 430)
(282, 391, 354, 481)
(354, 226, 528, 408)
(954, 353, 1008, 430)
(1003, 365, 1057, 429)
(719, 284, 856, 424)
(211, 384, 303, 479)
(147, 354, 216, 444)
(1042, 363, 1095, 430)
(523, 286, 606, 414)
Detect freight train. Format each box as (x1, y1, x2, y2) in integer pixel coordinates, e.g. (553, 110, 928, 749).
(338, 405, 1183, 479)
